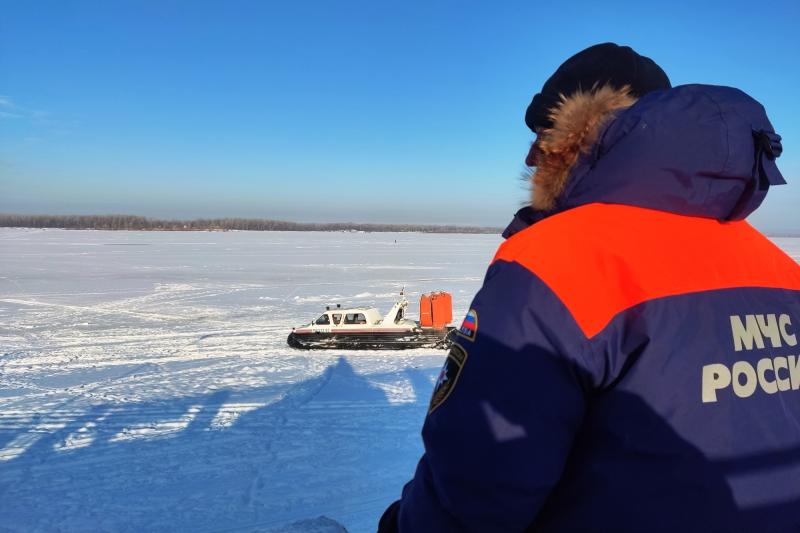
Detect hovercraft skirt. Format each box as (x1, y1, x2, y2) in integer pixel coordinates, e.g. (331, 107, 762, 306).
(287, 328, 454, 350)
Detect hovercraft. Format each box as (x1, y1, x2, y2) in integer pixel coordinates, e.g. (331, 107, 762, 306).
(287, 291, 454, 350)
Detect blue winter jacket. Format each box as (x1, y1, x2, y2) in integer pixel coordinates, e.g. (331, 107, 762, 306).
(381, 84, 800, 532)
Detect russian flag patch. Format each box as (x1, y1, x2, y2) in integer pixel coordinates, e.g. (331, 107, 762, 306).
(458, 309, 478, 341)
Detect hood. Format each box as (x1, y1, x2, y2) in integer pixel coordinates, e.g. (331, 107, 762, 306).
(504, 84, 785, 238)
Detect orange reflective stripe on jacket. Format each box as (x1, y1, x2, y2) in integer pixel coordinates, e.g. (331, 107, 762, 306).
(493, 203, 800, 339)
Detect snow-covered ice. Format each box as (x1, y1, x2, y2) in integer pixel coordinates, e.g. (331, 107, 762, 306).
(1, 228, 798, 532)
(0, 228, 498, 532)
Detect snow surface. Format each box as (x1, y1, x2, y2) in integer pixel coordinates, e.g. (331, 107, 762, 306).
(0, 228, 498, 532)
(1, 229, 798, 532)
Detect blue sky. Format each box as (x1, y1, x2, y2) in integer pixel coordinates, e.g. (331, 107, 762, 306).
(1, 0, 799, 232)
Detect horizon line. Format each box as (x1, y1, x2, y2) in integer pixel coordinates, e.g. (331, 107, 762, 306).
(0, 213, 503, 235)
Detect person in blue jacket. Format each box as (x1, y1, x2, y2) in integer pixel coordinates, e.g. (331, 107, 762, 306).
(379, 43, 800, 532)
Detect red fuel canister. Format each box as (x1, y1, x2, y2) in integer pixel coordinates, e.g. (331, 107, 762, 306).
(419, 293, 433, 327)
(431, 292, 452, 329)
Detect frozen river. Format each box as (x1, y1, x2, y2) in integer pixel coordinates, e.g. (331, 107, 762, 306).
(0, 228, 498, 532)
(1, 228, 798, 532)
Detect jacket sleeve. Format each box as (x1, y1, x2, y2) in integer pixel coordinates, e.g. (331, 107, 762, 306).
(392, 259, 596, 532)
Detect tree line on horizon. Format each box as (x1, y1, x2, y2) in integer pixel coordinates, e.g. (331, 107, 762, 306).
(0, 214, 500, 234)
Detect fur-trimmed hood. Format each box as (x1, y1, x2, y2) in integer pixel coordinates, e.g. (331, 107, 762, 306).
(508, 84, 785, 239)
(527, 85, 637, 211)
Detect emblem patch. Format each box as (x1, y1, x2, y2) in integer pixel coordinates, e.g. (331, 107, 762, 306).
(428, 343, 468, 414)
(457, 309, 478, 341)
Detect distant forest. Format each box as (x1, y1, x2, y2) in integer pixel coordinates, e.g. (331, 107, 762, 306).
(0, 214, 500, 234)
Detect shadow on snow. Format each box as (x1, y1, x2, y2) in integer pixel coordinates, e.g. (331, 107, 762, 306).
(0, 357, 437, 532)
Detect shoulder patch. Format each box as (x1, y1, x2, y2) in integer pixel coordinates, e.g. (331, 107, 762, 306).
(428, 343, 468, 414)
(456, 309, 478, 341)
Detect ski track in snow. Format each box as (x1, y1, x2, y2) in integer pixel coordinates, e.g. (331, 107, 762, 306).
(1, 229, 797, 532)
(0, 228, 498, 532)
